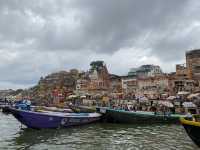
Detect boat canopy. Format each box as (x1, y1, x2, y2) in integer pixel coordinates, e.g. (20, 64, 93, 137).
(68, 95, 78, 99)
(139, 98, 149, 103)
(167, 96, 176, 100)
(177, 91, 190, 95)
(158, 101, 174, 108)
(80, 95, 86, 98)
(182, 102, 196, 108)
(187, 93, 200, 99)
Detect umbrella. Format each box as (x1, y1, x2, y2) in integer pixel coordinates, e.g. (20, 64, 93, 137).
(187, 93, 200, 99)
(158, 101, 174, 108)
(127, 102, 134, 105)
(95, 94, 102, 98)
(140, 96, 148, 100)
(68, 95, 78, 99)
(80, 95, 86, 98)
(167, 96, 176, 100)
(139, 97, 149, 103)
(182, 102, 196, 108)
(177, 91, 190, 95)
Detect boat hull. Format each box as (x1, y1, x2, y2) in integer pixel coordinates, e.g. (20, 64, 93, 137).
(10, 108, 101, 129)
(180, 117, 200, 147)
(1, 105, 11, 114)
(104, 109, 182, 124)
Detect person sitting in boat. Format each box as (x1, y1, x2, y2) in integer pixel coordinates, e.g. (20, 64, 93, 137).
(160, 106, 168, 116)
(166, 110, 171, 116)
(112, 105, 115, 109)
(115, 105, 120, 110)
(132, 106, 136, 112)
(26, 100, 31, 110)
(129, 106, 135, 112)
(154, 109, 157, 115)
(151, 106, 157, 115)
(139, 106, 142, 111)
(186, 111, 193, 120)
(125, 104, 129, 111)
(145, 107, 148, 111)
(170, 107, 176, 114)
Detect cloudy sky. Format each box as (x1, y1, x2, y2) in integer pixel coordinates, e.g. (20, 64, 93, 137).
(0, 0, 200, 89)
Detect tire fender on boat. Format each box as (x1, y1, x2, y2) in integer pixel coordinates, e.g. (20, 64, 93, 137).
(61, 118, 69, 125)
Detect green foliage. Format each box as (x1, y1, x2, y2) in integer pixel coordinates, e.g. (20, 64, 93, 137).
(90, 61, 104, 71)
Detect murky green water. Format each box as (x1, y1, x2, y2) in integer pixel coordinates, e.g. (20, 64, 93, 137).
(0, 112, 199, 150)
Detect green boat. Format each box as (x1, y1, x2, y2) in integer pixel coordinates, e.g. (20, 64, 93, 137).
(103, 108, 186, 124)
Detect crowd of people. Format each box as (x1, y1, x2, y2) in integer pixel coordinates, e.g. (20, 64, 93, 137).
(109, 102, 176, 116)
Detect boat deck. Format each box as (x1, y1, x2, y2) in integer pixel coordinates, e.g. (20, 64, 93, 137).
(110, 109, 186, 118)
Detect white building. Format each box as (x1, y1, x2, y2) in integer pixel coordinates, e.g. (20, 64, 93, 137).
(128, 65, 163, 78)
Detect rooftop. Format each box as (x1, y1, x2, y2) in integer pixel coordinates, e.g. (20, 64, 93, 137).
(186, 49, 200, 58)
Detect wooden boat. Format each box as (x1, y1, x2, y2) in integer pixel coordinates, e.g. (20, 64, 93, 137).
(180, 116, 200, 147)
(103, 108, 185, 124)
(69, 105, 96, 113)
(9, 108, 101, 129)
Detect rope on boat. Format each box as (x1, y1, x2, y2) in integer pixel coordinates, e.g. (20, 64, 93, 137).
(20, 123, 23, 129)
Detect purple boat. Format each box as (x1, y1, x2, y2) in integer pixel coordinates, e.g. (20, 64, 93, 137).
(9, 108, 102, 129)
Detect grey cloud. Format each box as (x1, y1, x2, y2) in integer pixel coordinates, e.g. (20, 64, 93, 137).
(71, 0, 190, 54)
(0, 0, 193, 54)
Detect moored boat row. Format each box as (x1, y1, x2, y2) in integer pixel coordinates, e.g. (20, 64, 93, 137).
(2, 102, 200, 148)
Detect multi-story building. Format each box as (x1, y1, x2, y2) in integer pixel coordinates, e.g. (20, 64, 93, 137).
(172, 63, 195, 94)
(128, 64, 163, 78)
(122, 74, 174, 99)
(76, 79, 89, 94)
(109, 74, 122, 99)
(176, 64, 187, 77)
(186, 49, 200, 80)
(121, 75, 137, 99)
(75, 61, 111, 96)
(168, 73, 195, 95)
(137, 75, 170, 99)
(170, 49, 200, 94)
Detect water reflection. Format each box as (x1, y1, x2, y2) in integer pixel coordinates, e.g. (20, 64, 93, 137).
(12, 123, 199, 150)
(15, 128, 62, 149)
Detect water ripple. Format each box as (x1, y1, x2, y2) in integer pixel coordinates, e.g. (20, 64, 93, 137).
(0, 112, 199, 150)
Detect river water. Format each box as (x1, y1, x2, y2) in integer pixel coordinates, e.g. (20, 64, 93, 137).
(0, 112, 199, 150)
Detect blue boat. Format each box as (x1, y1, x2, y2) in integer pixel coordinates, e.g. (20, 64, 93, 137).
(9, 108, 102, 129)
